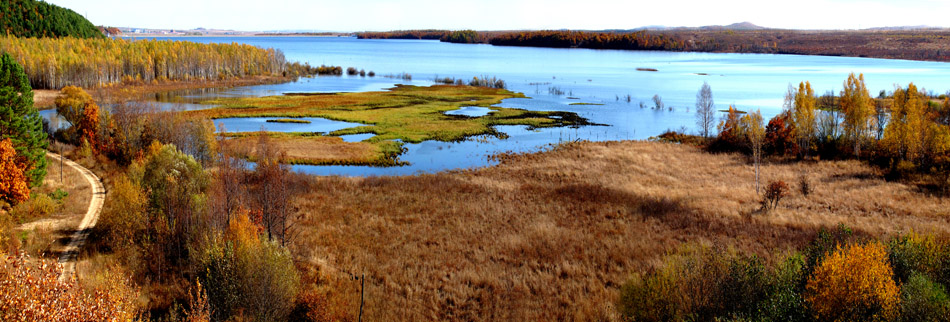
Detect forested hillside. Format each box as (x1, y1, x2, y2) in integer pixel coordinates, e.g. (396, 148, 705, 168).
(0, 0, 103, 38)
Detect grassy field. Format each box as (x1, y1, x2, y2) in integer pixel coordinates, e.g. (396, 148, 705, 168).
(191, 85, 592, 166)
(290, 140, 950, 321)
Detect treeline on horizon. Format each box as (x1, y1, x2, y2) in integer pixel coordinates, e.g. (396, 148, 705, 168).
(0, 36, 295, 89)
(0, 0, 103, 39)
(358, 29, 686, 50)
(358, 29, 950, 62)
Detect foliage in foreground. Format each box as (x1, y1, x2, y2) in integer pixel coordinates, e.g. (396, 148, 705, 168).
(0, 254, 141, 321)
(619, 228, 950, 322)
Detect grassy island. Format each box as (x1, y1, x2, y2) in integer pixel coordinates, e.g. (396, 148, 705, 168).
(193, 85, 593, 166)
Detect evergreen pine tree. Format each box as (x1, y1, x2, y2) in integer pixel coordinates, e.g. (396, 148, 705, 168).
(0, 52, 47, 186)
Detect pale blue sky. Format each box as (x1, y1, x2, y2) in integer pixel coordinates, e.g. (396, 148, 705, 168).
(48, 0, 950, 32)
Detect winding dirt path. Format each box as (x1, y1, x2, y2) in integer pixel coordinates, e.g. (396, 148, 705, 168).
(49, 152, 105, 278)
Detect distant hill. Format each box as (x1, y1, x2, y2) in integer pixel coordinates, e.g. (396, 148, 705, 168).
(0, 0, 103, 38)
(640, 22, 768, 31)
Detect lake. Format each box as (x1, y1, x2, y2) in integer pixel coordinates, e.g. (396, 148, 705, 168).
(123, 36, 950, 175)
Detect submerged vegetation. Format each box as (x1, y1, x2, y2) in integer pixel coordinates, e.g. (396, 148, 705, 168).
(192, 85, 591, 165)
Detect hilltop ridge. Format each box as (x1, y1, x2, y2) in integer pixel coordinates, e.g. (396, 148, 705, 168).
(0, 0, 102, 38)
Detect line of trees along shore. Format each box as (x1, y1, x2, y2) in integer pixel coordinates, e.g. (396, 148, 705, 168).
(0, 36, 289, 89)
(359, 29, 950, 62)
(359, 29, 685, 50)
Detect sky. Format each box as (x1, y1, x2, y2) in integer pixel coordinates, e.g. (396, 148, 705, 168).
(48, 0, 950, 32)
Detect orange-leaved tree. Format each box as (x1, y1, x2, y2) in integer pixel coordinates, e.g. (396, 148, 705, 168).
(805, 241, 900, 322)
(78, 100, 101, 152)
(0, 138, 29, 203)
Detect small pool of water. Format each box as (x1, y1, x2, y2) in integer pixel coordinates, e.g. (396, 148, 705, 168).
(213, 117, 364, 133)
(338, 133, 376, 142)
(445, 106, 494, 117)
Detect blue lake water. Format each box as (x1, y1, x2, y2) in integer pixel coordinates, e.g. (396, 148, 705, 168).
(214, 117, 364, 134)
(444, 106, 494, 117)
(106, 36, 950, 175)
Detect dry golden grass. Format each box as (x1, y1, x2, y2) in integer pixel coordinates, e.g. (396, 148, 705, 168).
(33, 89, 59, 109)
(226, 135, 385, 166)
(291, 141, 950, 321)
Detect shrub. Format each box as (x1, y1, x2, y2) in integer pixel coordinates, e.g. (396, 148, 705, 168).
(757, 254, 808, 322)
(762, 180, 790, 210)
(900, 273, 950, 322)
(799, 172, 811, 196)
(618, 246, 770, 321)
(49, 188, 68, 201)
(805, 241, 900, 322)
(10, 193, 56, 223)
(888, 233, 944, 284)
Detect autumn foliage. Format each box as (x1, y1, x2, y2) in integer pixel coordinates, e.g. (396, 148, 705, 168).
(805, 241, 900, 322)
(0, 254, 141, 321)
(0, 138, 29, 203)
(764, 110, 798, 156)
(0, 36, 289, 89)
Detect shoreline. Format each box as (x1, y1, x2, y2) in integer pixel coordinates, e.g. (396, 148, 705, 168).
(34, 75, 296, 109)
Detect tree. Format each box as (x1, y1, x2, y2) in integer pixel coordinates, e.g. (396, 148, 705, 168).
(883, 83, 926, 163)
(54, 85, 94, 129)
(840, 73, 874, 157)
(792, 81, 817, 158)
(696, 81, 715, 138)
(805, 241, 900, 322)
(742, 110, 765, 193)
(0, 138, 29, 203)
(252, 133, 297, 245)
(0, 52, 47, 186)
(212, 126, 248, 229)
(765, 111, 798, 156)
(78, 101, 101, 153)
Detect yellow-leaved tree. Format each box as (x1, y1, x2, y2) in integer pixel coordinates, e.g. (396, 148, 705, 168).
(805, 241, 900, 322)
(792, 81, 816, 157)
(883, 83, 926, 164)
(840, 73, 874, 156)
